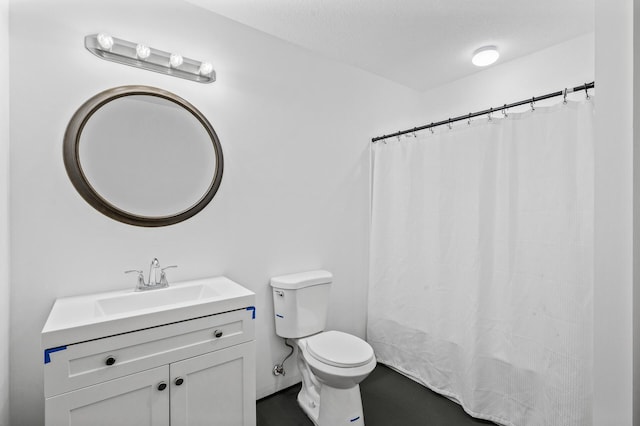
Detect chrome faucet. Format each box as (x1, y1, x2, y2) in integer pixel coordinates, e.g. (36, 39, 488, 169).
(125, 258, 178, 291)
(148, 258, 161, 286)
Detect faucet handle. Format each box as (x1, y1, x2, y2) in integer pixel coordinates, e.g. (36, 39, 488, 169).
(125, 270, 146, 289)
(159, 265, 177, 286)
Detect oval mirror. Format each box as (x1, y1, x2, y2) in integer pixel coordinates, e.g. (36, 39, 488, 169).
(63, 86, 223, 227)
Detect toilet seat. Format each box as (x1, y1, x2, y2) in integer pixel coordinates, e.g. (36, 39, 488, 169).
(306, 330, 374, 368)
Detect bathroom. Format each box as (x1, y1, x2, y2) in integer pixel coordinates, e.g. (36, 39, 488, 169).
(0, 0, 635, 425)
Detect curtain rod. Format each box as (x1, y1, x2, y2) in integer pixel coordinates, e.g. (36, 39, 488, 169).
(371, 81, 595, 143)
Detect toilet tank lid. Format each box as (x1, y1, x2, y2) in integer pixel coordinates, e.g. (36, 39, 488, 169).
(270, 270, 333, 290)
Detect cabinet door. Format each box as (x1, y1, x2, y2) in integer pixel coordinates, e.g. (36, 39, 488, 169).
(170, 341, 256, 426)
(45, 365, 169, 426)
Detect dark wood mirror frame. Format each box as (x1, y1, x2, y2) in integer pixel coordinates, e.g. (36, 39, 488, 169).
(63, 85, 224, 227)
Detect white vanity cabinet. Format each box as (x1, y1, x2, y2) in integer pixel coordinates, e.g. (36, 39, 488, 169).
(43, 307, 256, 426)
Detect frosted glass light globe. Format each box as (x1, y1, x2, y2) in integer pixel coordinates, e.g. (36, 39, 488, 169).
(97, 33, 114, 51)
(136, 44, 151, 59)
(199, 62, 214, 75)
(472, 46, 499, 67)
(169, 53, 183, 68)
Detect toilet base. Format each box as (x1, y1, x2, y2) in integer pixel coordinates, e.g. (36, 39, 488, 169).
(297, 387, 319, 425)
(297, 383, 365, 426)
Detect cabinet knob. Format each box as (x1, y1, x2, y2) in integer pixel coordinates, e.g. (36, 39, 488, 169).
(157, 382, 167, 391)
(174, 377, 184, 386)
(213, 330, 223, 338)
(105, 356, 116, 366)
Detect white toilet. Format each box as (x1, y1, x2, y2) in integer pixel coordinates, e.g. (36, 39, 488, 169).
(270, 270, 376, 426)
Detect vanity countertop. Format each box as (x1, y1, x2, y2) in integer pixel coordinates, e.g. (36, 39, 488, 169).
(42, 276, 255, 349)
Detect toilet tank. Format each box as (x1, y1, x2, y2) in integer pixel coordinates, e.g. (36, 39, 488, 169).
(270, 270, 332, 338)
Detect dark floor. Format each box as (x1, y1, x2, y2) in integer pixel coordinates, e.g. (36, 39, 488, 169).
(257, 364, 496, 426)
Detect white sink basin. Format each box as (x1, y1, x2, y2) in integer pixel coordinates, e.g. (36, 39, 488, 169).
(42, 276, 255, 349)
(95, 282, 222, 316)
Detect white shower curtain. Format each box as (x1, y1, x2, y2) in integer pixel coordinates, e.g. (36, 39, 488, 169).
(368, 100, 594, 426)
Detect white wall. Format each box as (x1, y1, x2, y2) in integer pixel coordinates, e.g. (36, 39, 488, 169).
(413, 33, 595, 128)
(8, 0, 421, 424)
(631, 1, 640, 425)
(593, 0, 635, 425)
(635, 2, 640, 424)
(0, 0, 9, 424)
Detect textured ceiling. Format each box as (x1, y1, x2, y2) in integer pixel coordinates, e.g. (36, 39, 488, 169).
(185, 0, 594, 92)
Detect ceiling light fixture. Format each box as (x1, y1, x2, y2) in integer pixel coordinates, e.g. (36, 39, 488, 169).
(85, 33, 216, 84)
(472, 46, 499, 67)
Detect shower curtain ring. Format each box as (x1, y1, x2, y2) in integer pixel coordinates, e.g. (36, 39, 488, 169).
(467, 113, 472, 126)
(584, 83, 591, 100)
(430, 123, 434, 134)
(502, 104, 508, 118)
(563, 88, 568, 104)
(448, 118, 452, 130)
(488, 108, 493, 121)
(530, 97, 535, 111)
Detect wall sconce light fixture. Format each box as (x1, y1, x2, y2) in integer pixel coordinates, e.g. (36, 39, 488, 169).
(85, 33, 216, 84)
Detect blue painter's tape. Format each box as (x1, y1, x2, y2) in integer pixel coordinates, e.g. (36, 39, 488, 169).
(44, 346, 67, 364)
(246, 306, 256, 319)
(276, 314, 284, 318)
(350, 416, 360, 422)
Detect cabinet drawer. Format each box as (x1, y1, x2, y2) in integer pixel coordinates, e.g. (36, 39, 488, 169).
(44, 308, 254, 397)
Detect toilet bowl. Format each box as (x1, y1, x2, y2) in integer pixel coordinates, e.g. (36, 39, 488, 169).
(302, 330, 376, 389)
(270, 271, 376, 426)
